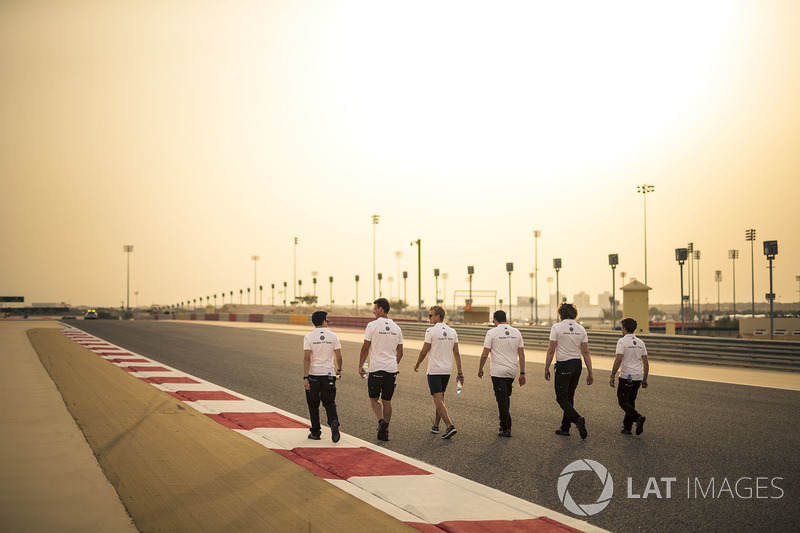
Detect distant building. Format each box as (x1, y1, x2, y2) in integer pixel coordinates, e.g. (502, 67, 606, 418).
(597, 291, 612, 309)
(573, 292, 591, 308)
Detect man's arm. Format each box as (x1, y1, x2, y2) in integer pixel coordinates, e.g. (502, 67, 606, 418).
(478, 347, 490, 378)
(413, 343, 431, 372)
(609, 354, 623, 387)
(359, 341, 370, 377)
(642, 354, 649, 388)
(303, 349, 312, 390)
(581, 341, 594, 385)
(453, 343, 464, 383)
(395, 343, 404, 365)
(517, 347, 526, 386)
(544, 341, 557, 381)
(334, 348, 343, 378)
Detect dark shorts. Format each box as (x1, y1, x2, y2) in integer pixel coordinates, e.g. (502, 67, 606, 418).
(368, 371, 397, 401)
(427, 374, 450, 395)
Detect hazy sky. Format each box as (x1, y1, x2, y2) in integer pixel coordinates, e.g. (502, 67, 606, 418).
(2, 0, 798, 311)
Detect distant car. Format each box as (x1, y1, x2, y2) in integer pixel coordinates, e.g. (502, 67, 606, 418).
(84, 310, 98, 320)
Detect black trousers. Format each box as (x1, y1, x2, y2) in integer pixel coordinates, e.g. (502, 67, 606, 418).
(305, 375, 338, 436)
(491, 376, 514, 431)
(617, 379, 642, 430)
(554, 359, 582, 430)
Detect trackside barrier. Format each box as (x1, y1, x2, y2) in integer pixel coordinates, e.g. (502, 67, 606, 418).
(396, 323, 800, 372)
(154, 313, 310, 326)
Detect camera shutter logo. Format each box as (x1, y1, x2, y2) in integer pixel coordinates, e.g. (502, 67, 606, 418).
(557, 459, 614, 516)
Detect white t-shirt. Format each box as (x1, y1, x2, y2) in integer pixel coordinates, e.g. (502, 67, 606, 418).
(364, 318, 404, 372)
(616, 334, 647, 381)
(303, 327, 341, 376)
(424, 322, 458, 375)
(483, 324, 524, 378)
(549, 319, 588, 362)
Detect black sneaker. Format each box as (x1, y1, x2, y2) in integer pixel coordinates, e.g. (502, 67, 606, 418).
(308, 433, 321, 440)
(498, 428, 511, 438)
(636, 415, 646, 435)
(377, 419, 389, 441)
(576, 417, 588, 440)
(555, 429, 571, 436)
(331, 420, 340, 443)
(621, 428, 632, 435)
(441, 425, 457, 439)
(430, 425, 440, 434)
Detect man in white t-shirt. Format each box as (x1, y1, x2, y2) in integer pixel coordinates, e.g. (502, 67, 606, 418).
(610, 317, 649, 435)
(413, 306, 463, 440)
(358, 298, 404, 441)
(544, 303, 594, 439)
(303, 311, 343, 442)
(478, 310, 526, 438)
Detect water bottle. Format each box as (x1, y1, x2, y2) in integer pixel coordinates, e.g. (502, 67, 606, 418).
(456, 381, 463, 395)
(627, 373, 632, 385)
(361, 360, 369, 379)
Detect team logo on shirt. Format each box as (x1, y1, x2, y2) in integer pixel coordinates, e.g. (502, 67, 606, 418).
(569, 327, 574, 332)
(505, 329, 510, 335)
(320, 335, 325, 340)
(385, 326, 390, 331)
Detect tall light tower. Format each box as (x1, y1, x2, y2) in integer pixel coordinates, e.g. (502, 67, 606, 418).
(533, 230, 541, 324)
(441, 273, 448, 307)
(675, 248, 688, 334)
(796, 275, 800, 310)
(728, 249, 739, 315)
(636, 184, 655, 284)
(694, 250, 701, 317)
(354, 275, 360, 312)
(293, 237, 298, 299)
(506, 262, 514, 323)
(329, 276, 334, 308)
(687, 242, 695, 315)
(715, 270, 722, 313)
(434, 268, 440, 305)
(609, 254, 619, 328)
(763, 240, 778, 340)
(123, 245, 133, 315)
(467, 266, 475, 311)
(372, 214, 380, 299)
(410, 239, 422, 321)
(745, 229, 756, 316)
(252, 255, 260, 302)
(312, 271, 319, 302)
(553, 258, 562, 310)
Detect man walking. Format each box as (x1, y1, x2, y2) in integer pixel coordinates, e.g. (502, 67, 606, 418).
(544, 303, 594, 439)
(478, 310, 526, 437)
(303, 311, 343, 442)
(413, 306, 463, 439)
(359, 298, 404, 441)
(610, 317, 649, 435)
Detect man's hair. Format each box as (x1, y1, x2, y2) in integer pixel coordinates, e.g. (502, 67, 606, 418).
(620, 317, 637, 333)
(374, 298, 390, 313)
(311, 310, 328, 327)
(430, 305, 445, 320)
(558, 303, 578, 320)
(493, 310, 507, 322)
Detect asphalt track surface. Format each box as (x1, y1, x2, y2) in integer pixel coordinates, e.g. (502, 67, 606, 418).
(71, 321, 799, 533)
